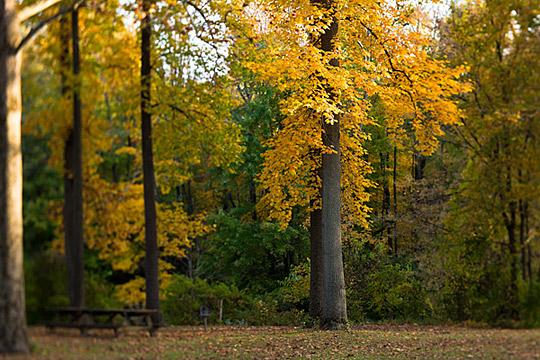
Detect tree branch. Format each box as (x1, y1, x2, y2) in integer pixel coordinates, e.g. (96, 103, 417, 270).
(18, 0, 64, 22)
(15, 0, 84, 53)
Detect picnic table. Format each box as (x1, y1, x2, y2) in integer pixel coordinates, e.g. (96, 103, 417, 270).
(45, 307, 160, 337)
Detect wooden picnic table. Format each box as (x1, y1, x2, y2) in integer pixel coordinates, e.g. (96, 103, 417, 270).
(45, 307, 160, 337)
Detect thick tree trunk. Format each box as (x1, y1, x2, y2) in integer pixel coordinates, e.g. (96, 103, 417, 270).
(0, 0, 29, 353)
(321, 111, 347, 329)
(63, 8, 84, 308)
(319, 8, 347, 329)
(413, 153, 426, 180)
(141, 0, 160, 327)
(309, 206, 322, 320)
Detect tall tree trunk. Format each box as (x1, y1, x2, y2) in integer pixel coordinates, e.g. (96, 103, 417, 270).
(249, 179, 257, 221)
(526, 204, 532, 284)
(59, 16, 69, 94)
(309, 205, 322, 320)
(0, 0, 29, 353)
(182, 181, 199, 279)
(519, 200, 527, 281)
(63, 8, 84, 308)
(504, 203, 519, 318)
(502, 163, 519, 319)
(140, 0, 160, 327)
(319, 5, 347, 329)
(309, 150, 323, 321)
(392, 145, 398, 255)
(380, 152, 391, 249)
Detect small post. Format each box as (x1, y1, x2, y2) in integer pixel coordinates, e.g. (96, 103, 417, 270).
(218, 299, 223, 323)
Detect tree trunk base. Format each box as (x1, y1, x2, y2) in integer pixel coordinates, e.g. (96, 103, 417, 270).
(320, 319, 348, 330)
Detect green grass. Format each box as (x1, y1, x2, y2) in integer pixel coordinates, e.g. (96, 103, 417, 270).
(8, 325, 540, 359)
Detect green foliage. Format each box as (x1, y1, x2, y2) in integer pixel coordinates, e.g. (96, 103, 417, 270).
(278, 262, 310, 309)
(520, 281, 540, 327)
(162, 275, 247, 325)
(25, 251, 119, 324)
(22, 135, 62, 254)
(199, 210, 309, 293)
(345, 242, 432, 322)
(161, 274, 307, 326)
(365, 263, 431, 321)
(25, 252, 69, 324)
(232, 82, 283, 178)
(241, 297, 308, 326)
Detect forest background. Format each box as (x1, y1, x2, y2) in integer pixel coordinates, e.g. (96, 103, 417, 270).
(16, 0, 540, 329)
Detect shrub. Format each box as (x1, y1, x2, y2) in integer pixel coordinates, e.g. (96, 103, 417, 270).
(162, 275, 248, 325)
(520, 280, 540, 327)
(162, 274, 309, 326)
(345, 241, 432, 323)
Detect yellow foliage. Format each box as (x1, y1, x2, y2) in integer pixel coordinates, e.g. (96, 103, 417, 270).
(233, 0, 471, 228)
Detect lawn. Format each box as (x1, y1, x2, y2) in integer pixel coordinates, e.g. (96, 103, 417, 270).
(6, 325, 540, 359)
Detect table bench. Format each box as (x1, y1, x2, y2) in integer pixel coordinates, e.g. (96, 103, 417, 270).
(45, 307, 160, 337)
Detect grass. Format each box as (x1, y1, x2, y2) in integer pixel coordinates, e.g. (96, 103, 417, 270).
(5, 325, 540, 359)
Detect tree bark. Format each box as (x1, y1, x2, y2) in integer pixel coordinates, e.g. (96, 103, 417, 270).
(0, 0, 29, 353)
(59, 16, 69, 94)
(503, 203, 519, 318)
(141, 0, 160, 327)
(519, 200, 527, 281)
(392, 145, 398, 255)
(413, 153, 426, 180)
(249, 179, 257, 221)
(319, 4, 347, 329)
(502, 163, 519, 319)
(309, 205, 322, 320)
(63, 8, 84, 308)
(380, 152, 391, 249)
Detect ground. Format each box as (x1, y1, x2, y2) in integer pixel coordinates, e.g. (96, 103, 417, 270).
(4, 325, 540, 359)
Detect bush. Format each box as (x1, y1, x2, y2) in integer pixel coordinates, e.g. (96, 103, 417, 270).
(277, 262, 310, 310)
(345, 242, 432, 323)
(240, 297, 307, 326)
(199, 212, 309, 293)
(364, 263, 431, 320)
(162, 275, 249, 325)
(520, 280, 540, 327)
(162, 274, 308, 326)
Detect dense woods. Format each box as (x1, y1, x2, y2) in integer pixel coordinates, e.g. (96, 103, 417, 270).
(1, 0, 539, 354)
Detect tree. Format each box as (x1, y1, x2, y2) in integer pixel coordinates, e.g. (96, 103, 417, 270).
(1, 0, 68, 352)
(237, 0, 469, 327)
(0, 0, 27, 352)
(140, 0, 160, 326)
(317, 0, 347, 329)
(440, 0, 540, 319)
(62, 6, 84, 308)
